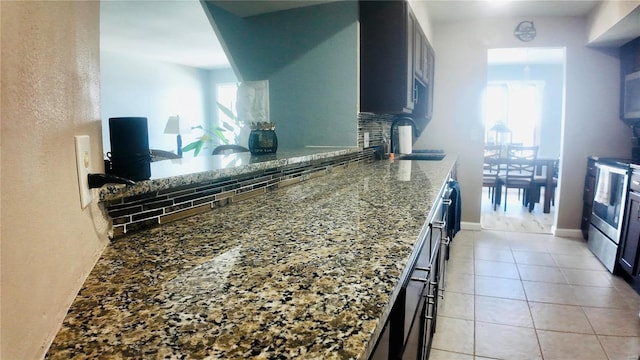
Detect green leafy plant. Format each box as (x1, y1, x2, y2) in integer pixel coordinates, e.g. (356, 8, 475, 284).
(182, 102, 240, 156)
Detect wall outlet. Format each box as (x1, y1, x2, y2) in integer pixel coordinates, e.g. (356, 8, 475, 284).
(74, 135, 92, 208)
(364, 132, 370, 148)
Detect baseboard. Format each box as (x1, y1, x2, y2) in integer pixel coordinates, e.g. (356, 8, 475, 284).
(461, 221, 482, 231)
(552, 227, 583, 238)
(460, 222, 580, 236)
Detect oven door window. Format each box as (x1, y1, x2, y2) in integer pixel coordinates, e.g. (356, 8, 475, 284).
(593, 168, 626, 230)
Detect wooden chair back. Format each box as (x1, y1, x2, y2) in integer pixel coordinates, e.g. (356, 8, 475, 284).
(505, 145, 538, 182)
(483, 145, 502, 174)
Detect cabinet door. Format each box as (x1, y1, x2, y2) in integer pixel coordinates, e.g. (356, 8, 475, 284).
(360, 1, 414, 114)
(619, 191, 640, 275)
(422, 38, 430, 83)
(406, 10, 417, 108)
(413, 27, 430, 85)
(413, 19, 424, 82)
(619, 37, 640, 121)
(581, 205, 592, 240)
(425, 43, 435, 119)
(581, 158, 597, 240)
(583, 175, 596, 204)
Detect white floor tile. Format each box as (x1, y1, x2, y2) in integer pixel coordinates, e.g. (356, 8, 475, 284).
(434, 230, 640, 360)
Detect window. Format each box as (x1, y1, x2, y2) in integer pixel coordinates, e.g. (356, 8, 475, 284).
(484, 81, 544, 146)
(216, 83, 241, 144)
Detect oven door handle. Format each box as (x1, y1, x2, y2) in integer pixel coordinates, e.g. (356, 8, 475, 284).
(596, 163, 629, 176)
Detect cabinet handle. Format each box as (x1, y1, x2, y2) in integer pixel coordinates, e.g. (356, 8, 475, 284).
(411, 277, 429, 283)
(432, 220, 446, 230)
(415, 266, 431, 272)
(633, 180, 640, 186)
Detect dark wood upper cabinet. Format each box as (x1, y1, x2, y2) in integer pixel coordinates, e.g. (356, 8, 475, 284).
(620, 37, 640, 123)
(621, 37, 640, 75)
(360, 1, 434, 135)
(413, 14, 425, 83)
(360, 1, 414, 114)
(414, 24, 431, 86)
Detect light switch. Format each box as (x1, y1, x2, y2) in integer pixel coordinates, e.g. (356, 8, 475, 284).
(74, 135, 92, 208)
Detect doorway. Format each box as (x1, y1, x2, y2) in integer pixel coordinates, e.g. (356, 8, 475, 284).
(481, 47, 565, 234)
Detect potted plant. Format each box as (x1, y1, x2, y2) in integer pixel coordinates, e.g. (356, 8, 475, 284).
(182, 102, 243, 156)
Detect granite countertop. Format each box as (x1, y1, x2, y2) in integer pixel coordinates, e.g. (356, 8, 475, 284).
(47, 156, 456, 359)
(100, 147, 360, 202)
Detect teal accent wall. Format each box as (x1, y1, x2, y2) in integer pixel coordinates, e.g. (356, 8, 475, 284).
(202, 1, 358, 149)
(100, 51, 210, 155)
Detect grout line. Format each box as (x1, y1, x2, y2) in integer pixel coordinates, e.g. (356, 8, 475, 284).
(472, 239, 477, 358)
(455, 229, 640, 359)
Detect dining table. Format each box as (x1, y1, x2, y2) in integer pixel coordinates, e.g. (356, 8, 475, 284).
(485, 157, 559, 214)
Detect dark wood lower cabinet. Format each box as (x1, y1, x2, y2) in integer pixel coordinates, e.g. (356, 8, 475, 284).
(619, 190, 640, 275)
(370, 183, 452, 359)
(581, 158, 597, 239)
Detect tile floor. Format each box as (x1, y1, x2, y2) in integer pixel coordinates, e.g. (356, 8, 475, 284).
(480, 188, 554, 234)
(430, 229, 640, 360)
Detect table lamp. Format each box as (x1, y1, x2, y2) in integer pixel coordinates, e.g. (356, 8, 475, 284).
(164, 115, 188, 157)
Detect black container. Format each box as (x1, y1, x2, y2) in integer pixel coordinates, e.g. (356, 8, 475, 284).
(108, 117, 151, 181)
(248, 130, 278, 154)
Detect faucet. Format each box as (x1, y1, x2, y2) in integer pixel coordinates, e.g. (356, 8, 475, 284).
(390, 115, 417, 154)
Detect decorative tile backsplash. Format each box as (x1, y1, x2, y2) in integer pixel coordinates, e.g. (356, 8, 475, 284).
(105, 149, 375, 238)
(358, 112, 394, 148)
(103, 112, 392, 239)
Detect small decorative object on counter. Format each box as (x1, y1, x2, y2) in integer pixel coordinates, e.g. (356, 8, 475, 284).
(248, 122, 277, 154)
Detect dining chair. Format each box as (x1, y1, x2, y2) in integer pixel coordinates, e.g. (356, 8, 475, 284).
(528, 159, 558, 212)
(498, 145, 539, 211)
(150, 149, 181, 162)
(483, 145, 502, 210)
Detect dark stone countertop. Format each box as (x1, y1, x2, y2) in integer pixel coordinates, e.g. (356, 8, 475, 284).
(99, 147, 361, 202)
(47, 155, 457, 359)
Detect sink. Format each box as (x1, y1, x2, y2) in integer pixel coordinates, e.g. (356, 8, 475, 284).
(397, 150, 446, 161)
(397, 153, 446, 161)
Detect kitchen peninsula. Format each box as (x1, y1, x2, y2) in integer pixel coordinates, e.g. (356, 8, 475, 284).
(46, 151, 457, 359)
(102, 148, 370, 238)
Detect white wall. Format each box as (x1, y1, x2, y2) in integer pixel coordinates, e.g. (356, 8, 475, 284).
(409, 0, 434, 42)
(101, 51, 210, 155)
(1, 2, 110, 358)
(415, 15, 630, 233)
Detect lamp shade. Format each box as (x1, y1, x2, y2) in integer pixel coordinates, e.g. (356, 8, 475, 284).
(164, 116, 180, 134)
(489, 123, 511, 133)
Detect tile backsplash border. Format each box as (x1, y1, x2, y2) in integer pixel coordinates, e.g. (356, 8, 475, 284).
(105, 149, 375, 238)
(358, 112, 394, 149)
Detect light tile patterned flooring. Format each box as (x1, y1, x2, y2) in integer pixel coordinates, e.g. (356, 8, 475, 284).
(431, 230, 640, 360)
(481, 187, 555, 234)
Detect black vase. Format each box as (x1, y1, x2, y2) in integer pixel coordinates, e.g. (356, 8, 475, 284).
(248, 130, 278, 154)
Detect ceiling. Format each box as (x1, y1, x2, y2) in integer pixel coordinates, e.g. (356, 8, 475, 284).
(424, 0, 600, 22)
(101, 0, 633, 70)
(100, 0, 228, 69)
(210, 0, 338, 17)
